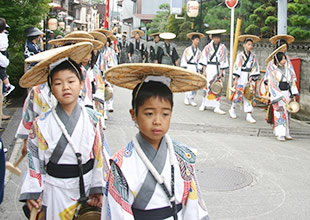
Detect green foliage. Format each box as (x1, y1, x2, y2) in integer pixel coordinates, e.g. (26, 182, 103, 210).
(0, 0, 50, 95)
(147, 3, 170, 34)
(287, 1, 310, 39)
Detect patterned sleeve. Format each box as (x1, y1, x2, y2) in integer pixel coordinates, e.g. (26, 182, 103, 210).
(19, 120, 46, 202)
(268, 69, 284, 104)
(101, 160, 135, 220)
(219, 45, 229, 70)
(199, 46, 208, 67)
(233, 53, 242, 78)
(180, 48, 188, 68)
(249, 53, 260, 81)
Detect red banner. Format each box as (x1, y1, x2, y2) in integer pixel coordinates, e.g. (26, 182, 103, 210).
(104, 0, 110, 28)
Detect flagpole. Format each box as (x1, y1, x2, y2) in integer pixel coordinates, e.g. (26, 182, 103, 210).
(104, 0, 110, 28)
(228, 7, 235, 98)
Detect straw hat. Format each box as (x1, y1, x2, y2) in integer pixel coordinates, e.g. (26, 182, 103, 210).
(149, 32, 160, 37)
(205, 29, 226, 35)
(131, 29, 144, 37)
(26, 27, 43, 37)
(89, 31, 107, 44)
(186, 32, 205, 39)
(105, 63, 207, 93)
(269, 34, 295, 45)
(48, 38, 104, 50)
(238, 34, 260, 43)
(110, 35, 117, 41)
(94, 28, 113, 38)
(20, 42, 93, 88)
(65, 31, 94, 40)
(159, 32, 176, 40)
(265, 44, 287, 63)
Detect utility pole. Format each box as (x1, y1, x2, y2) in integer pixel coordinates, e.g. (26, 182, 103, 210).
(278, 0, 287, 34)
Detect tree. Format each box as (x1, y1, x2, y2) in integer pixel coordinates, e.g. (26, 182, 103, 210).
(147, 3, 170, 34)
(288, 0, 310, 40)
(0, 0, 50, 94)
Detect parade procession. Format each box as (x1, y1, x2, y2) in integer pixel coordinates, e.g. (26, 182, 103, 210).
(1, 0, 310, 220)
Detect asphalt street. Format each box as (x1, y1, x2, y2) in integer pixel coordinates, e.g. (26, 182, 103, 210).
(1, 87, 310, 220)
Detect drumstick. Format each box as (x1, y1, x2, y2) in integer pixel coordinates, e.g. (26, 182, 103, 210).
(30, 208, 39, 220)
(5, 154, 26, 176)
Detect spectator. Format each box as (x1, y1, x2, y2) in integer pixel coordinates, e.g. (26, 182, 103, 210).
(24, 27, 43, 71)
(0, 18, 15, 97)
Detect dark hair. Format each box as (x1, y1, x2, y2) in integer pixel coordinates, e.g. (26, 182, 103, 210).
(28, 35, 40, 41)
(132, 81, 173, 115)
(274, 52, 286, 66)
(0, 18, 6, 32)
(191, 34, 201, 40)
(243, 38, 253, 44)
(276, 39, 288, 49)
(48, 59, 83, 89)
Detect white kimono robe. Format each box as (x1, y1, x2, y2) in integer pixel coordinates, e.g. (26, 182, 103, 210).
(267, 64, 299, 137)
(259, 53, 295, 98)
(20, 104, 110, 220)
(181, 45, 202, 101)
(199, 41, 229, 108)
(231, 50, 260, 113)
(101, 133, 209, 220)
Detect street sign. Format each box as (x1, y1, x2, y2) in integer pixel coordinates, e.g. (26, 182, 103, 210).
(225, 0, 238, 9)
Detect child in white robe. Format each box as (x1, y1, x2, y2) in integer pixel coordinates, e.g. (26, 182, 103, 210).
(101, 64, 209, 220)
(19, 43, 110, 220)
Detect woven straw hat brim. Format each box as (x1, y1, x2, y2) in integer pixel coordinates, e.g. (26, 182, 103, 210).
(48, 38, 104, 50)
(110, 35, 117, 41)
(65, 31, 94, 40)
(186, 32, 205, 39)
(94, 29, 113, 37)
(159, 32, 176, 40)
(206, 29, 226, 35)
(105, 63, 207, 93)
(238, 35, 260, 43)
(89, 31, 107, 44)
(149, 32, 160, 37)
(20, 42, 93, 88)
(131, 29, 144, 37)
(269, 34, 295, 45)
(265, 44, 287, 63)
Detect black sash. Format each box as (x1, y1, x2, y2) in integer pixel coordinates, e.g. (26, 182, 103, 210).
(187, 46, 197, 64)
(132, 203, 182, 220)
(209, 42, 220, 63)
(242, 51, 251, 68)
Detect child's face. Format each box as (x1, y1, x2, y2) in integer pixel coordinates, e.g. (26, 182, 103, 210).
(243, 41, 253, 52)
(51, 69, 84, 109)
(279, 56, 287, 67)
(130, 96, 172, 150)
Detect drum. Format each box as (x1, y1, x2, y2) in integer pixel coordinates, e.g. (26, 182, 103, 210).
(104, 86, 113, 101)
(244, 83, 254, 100)
(74, 205, 101, 220)
(210, 80, 223, 95)
(288, 101, 300, 113)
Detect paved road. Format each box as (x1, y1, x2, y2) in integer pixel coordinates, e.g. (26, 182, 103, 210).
(1, 87, 310, 220)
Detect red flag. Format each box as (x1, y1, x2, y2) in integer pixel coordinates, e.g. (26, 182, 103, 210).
(104, 0, 110, 28)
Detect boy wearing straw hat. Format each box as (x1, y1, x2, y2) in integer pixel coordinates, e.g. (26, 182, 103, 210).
(19, 43, 110, 219)
(265, 45, 299, 141)
(229, 35, 260, 123)
(101, 63, 209, 220)
(128, 29, 146, 63)
(181, 32, 205, 107)
(118, 32, 129, 64)
(157, 32, 179, 66)
(199, 29, 228, 115)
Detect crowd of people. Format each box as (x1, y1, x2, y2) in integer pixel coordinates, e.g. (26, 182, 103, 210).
(0, 17, 299, 219)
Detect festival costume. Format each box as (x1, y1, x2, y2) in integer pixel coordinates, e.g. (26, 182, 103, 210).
(181, 46, 202, 106)
(101, 63, 208, 220)
(19, 103, 110, 220)
(101, 133, 209, 220)
(230, 50, 260, 119)
(157, 42, 179, 66)
(267, 63, 298, 139)
(199, 41, 228, 110)
(128, 39, 146, 63)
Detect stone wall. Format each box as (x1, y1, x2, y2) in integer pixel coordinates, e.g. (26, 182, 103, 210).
(171, 38, 310, 120)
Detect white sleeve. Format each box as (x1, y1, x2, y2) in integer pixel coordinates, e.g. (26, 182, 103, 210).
(0, 52, 9, 68)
